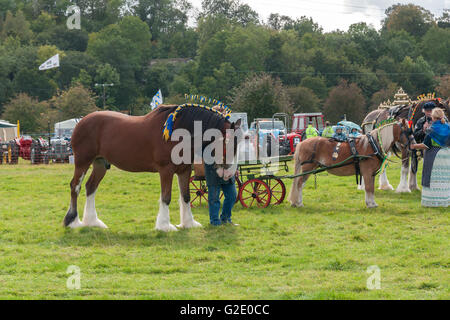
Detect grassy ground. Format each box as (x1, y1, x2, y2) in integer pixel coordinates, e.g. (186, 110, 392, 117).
(0, 159, 448, 299)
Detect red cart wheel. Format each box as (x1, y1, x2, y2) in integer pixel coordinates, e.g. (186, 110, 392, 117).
(189, 177, 208, 207)
(267, 178, 286, 205)
(239, 179, 271, 208)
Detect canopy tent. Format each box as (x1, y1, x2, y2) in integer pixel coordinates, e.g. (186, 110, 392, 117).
(54, 118, 81, 138)
(0, 120, 18, 142)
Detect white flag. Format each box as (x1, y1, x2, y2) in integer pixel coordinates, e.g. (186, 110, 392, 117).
(39, 54, 60, 71)
(150, 89, 163, 110)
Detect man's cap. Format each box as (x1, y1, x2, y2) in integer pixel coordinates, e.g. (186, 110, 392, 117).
(423, 101, 436, 110)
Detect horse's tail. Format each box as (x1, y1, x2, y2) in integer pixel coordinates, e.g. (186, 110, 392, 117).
(288, 143, 303, 205)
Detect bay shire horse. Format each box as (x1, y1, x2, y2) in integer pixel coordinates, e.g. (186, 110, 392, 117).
(361, 99, 449, 192)
(63, 104, 241, 232)
(289, 120, 412, 208)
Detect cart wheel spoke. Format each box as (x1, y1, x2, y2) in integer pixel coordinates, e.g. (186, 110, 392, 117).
(239, 179, 271, 208)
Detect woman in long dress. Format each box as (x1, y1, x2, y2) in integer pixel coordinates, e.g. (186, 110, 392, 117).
(410, 108, 450, 207)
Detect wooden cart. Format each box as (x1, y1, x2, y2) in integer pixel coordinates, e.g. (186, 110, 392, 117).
(190, 155, 292, 208)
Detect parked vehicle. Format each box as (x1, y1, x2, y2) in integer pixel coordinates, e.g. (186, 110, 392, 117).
(228, 112, 249, 133)
(49, 138, 72, 163)
(31, 138, 50, 164)
(291, 113, 325, 141)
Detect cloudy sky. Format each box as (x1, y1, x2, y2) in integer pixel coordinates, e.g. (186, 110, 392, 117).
(189, 0, 448, 31)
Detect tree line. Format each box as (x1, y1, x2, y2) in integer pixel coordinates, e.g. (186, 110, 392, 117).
(0, 0, 449, 133)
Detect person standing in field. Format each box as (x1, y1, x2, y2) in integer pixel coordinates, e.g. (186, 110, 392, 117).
(204, 163, 238, 226)
(410, 108, 450, 207)
(305, 121, 319, 139)
(322, 121, 334, 138)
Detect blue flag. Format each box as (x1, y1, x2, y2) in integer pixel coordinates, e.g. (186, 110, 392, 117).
(150, 89, 163, 110)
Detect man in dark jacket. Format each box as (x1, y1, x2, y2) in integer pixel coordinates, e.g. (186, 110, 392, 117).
(414, 102, 436, 143)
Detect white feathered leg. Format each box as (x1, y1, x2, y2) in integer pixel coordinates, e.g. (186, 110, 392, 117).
(378, 170, 394, 190)
(155, 198, 178, 232)
(177, 196, 202, 229)
(396, 165, 411, 193)
(81, 190, 108, 228)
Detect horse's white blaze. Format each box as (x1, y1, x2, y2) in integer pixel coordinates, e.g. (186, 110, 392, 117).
(396, 165, 411, 193)
(81, 191, 108, 228)
(177, 196, 202, 229)
(378, 170, 394, 190)
(155, 198, 178, 232)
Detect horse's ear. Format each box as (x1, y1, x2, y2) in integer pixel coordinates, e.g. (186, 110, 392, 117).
(232, 119, 241, 130)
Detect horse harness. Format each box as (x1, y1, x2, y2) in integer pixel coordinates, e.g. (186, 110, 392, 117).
(298, 134, 386, 184)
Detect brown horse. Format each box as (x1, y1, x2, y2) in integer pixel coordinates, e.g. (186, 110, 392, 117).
(288, 120, 412, 208)
(361, 99, 449, 192)
(63, 104, 242, 232)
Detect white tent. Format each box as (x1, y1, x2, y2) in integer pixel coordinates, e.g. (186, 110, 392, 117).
(0, 120, 17, 142)
(54, 118, 81, 138)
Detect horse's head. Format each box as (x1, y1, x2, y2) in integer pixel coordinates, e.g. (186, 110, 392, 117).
(215, 119, 243, 181)
(394, 119, 416, 151)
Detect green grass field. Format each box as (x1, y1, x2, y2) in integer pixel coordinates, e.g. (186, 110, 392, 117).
(0, 160, 448, 299)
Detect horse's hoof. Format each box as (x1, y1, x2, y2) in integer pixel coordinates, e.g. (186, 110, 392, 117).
(367, 203, 378, 208)
(156, 224, 178, 232)
(395, 187, 411, 193)
(82, 219, 108, 229)
(67, 218, 83, 228)
(291, 202, 304, 208)
(177, 220, 202, 229)
(379, 184, 394, 191)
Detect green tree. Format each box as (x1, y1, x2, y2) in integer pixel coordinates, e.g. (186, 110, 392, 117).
(230, 73, 292, 122)
(437, 9, 450, 28)
(201, 0, 259, 26)
(266, 13, 293, 30)
(1, 93, 47, 133)
(435, 75, 450, 98)
(369, 82, 398, 110)
(94, 63, 120, 107)
(421, 27, 450, 64)
(132, 0, 191, 41)
(87, 16, 152, 106)
(382, 4, 434, 38)
(51, 84, 99, 119)
(57, 51, 98, 89)
(300, 75, 328, 99)
(397, 56, 435, 95)
(323, 80, 366, 123)
(286, 86, 321, 113)
(1, 10, 33, 42)
(284, 16, 322, 37)
(71, 69, 92, 88)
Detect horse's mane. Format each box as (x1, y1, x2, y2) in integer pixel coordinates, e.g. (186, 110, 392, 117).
(373, 120, 397, 153)
(155, 104, 229, 138)
(389, 104, 410, 119)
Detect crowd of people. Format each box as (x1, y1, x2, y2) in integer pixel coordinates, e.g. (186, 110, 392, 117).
(305, 120, 362, 141)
